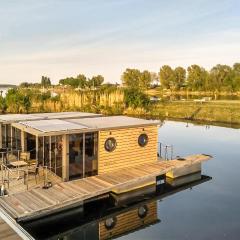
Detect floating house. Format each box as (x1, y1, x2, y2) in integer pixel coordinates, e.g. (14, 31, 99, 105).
(1, 113, 158, 182)
(0, 112, 211, 238)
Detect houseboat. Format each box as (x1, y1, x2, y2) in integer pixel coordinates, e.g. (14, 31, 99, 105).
(0, 112, 212, 236)
(1, 113, 158, 182)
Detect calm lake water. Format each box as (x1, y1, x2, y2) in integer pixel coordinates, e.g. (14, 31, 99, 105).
(119, 121, 240, 240)
(23, 120, 240, 240)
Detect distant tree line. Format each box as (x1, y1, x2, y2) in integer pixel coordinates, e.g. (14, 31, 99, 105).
(19, 74, 105, 89)
(59, 74, 104, 88)
(20, 76, 52, 88)
(122, 63, 240, 91)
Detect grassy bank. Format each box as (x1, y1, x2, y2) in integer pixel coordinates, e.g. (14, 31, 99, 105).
(146, 87, 240, 97)
(148, 100, 240, 126)
(1, 87, 240, 127)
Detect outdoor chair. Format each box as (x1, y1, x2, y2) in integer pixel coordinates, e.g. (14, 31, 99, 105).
(24, 161, 40, 185)
(20, 152, 30, 162)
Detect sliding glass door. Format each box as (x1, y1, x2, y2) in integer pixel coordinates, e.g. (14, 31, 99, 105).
(69, 132, 98, 180)
(69, 134, 84, 180)
(37, 135, 63, 178)
(85, 132, 98, 177)
(1, 124, 11, 149)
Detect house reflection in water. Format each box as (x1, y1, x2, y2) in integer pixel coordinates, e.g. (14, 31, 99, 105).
(22, 174, 211, 240)
(100, 201, 158, 240)
(46, 201, 159, 240)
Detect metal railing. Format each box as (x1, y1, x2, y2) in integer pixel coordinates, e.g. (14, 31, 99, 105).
(158, 142, 174, 160)
(0, 163, 26, 194)
(0, 148, 63, 194)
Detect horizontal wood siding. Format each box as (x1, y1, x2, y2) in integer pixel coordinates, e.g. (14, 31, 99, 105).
(98, 125, 158, 174)
(99, 201, 158, 239)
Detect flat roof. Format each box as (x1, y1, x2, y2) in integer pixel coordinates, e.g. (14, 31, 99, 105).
(0, 114, 42, 123)
(19, 119, 88, 133)
(0, 112, 101, 124)
(67, 116, 158, 129)
(13, 116, 159, 136)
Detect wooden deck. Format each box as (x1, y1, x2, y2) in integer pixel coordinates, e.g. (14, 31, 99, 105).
(0, 218, 21, 240)
(0, 166, 62, 195)
(0, 154, 211, 222)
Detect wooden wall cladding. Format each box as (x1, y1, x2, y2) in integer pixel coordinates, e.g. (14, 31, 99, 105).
(98, 125, 158, 174)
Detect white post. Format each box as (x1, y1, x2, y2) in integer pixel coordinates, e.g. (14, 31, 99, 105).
(62, 134, 69, 181)
(21, 130, 26, 152)
(83, 133, 85, 178)
(49, 136, 52, 171)
(0, 123, 2, 149)
(36, 136, 39, 161)
(10, 126, 13, 150)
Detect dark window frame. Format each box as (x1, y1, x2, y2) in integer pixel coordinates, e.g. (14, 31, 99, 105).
(104, 137, 117, 152)
(138, 133, 148, 147)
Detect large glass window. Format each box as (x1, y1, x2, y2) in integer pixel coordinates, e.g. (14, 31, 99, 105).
(69, 132, 98, 180)
(6, 125, 11, 149)
(38, 135, 63, 178)
(38, 136, 44, 165)
(1, 124, 6, 148)
(85, 132, 98, 177)
(1, 124, 11, 149)
(27, 133, 36, 159)
(69, 134, 83, 180)
(12, 127, 21, 151)
(55, 135, 63, 178)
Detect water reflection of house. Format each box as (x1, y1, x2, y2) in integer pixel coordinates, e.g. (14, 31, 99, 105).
(22, 173, 211, 239)
(44, 201, 159, 240)
(99, 201, 158, 240)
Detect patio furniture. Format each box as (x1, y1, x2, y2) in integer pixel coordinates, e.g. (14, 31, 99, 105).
(24, 161, 39, 185)
(9, 160, 28, 180)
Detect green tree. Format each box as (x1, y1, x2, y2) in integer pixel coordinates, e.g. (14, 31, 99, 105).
(76, 74, 87, 88)
(187, 65, 208, 90)
(0, 96, 7, 113)
(19, 82, 30, 88)
(5, 89, 22, 112)
(59, 77, 76, 87)
(208, 64, 233, 91)
(88, 75, 104, 88)
(159, 65, 174, 89)
(232, 63, 240, 90)
(174, 67, 186, 90)
(124, 88, 150, 108)
(122, 69, 141, 89)
(41, 76, 51, 87)
(20, 95, 31, 113)
(139, 70, 151, 90)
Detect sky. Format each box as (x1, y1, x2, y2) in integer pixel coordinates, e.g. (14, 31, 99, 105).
(0, 0, 240, 85)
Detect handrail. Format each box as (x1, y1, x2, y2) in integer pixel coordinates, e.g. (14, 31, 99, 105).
(0, 163, 26, 191)
(157, 142, 174, 160)
(0, 150, 63, 192)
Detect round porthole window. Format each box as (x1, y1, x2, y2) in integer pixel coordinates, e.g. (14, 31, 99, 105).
(105, 137, 117, 152)
(105, 217, 117, 230)
(138, 134, 148, 147)
(138, 205, 148, 219)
